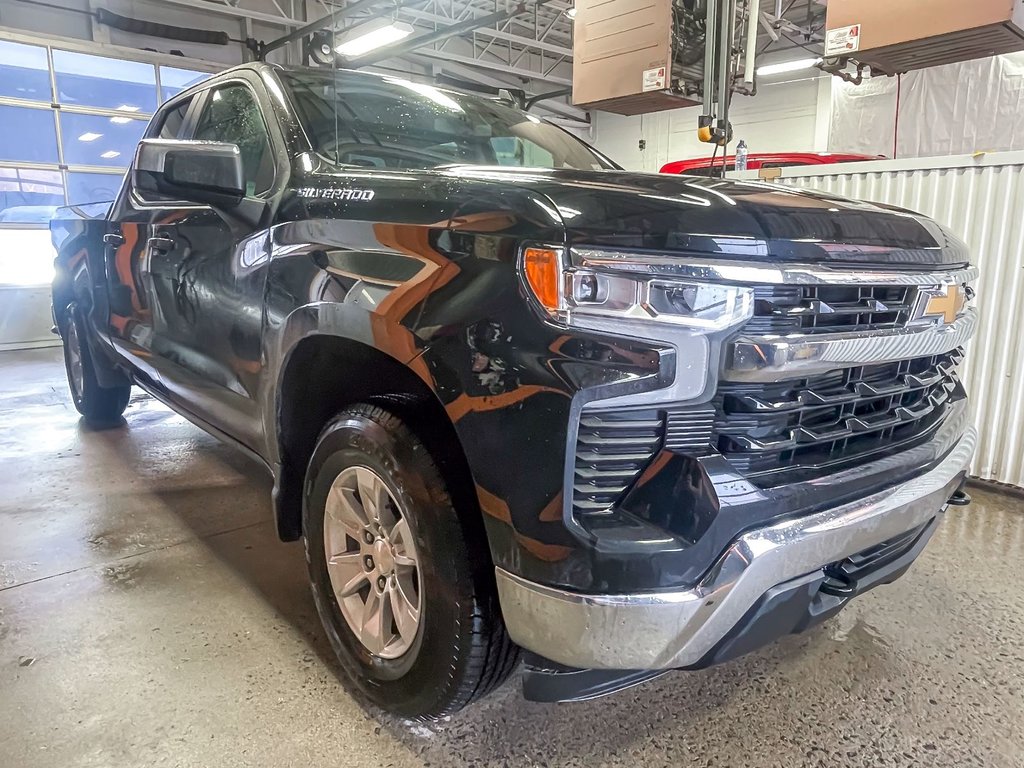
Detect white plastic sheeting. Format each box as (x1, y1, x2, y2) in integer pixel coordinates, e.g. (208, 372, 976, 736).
(830, 53, 1024, 159)
(735, 152, 1024, 487)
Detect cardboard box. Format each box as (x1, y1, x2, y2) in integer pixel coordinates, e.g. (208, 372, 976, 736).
(572, 0, 698, 114)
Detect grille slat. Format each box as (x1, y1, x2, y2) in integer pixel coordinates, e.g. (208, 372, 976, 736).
(575, 448, 661, 464)
(664, 409, 716, 452)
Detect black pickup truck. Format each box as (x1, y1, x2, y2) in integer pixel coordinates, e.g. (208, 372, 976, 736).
(51, 62, 978, 719)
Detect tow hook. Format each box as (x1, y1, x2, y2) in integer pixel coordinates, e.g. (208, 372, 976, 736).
(948, 487, 972, 506)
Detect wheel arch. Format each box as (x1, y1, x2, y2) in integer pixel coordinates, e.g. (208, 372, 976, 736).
(271, 333, 483, 551)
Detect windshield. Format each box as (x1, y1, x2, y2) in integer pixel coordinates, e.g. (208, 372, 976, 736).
(280, 70, 614, 172)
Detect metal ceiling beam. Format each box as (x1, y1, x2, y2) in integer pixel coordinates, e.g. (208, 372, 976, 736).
(437, 0, 574, 44)
(397, 7, 573, 57)
(354, 3, 529, 66)
(152, 0, 304, 27)
(413, 47, 572, 86)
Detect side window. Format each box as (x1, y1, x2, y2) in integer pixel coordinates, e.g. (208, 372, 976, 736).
(491, 137, 555, 168)
(156, 98, 192, 139)
(193, 84, 274, 195)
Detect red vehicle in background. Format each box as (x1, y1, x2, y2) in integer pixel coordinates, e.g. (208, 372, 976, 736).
(660, 152, 882, 176)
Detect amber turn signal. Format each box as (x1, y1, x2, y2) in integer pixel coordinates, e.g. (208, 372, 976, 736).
(522, 247, 561, 313)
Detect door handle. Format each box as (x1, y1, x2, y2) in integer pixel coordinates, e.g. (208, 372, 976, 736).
(103, 233, 124, 247)
(147, 235, 175, 253)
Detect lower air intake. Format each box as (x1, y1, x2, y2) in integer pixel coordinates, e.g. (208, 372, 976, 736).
(572, 410, 663, 516)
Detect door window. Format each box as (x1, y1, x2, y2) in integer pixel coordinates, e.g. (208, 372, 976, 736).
(193, 84, 274, 196)
(155, 98, 193, 139)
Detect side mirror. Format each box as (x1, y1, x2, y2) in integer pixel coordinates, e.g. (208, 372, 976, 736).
(134, 139, 245, 207)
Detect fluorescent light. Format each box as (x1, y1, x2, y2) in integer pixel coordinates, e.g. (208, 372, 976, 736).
(78, 132, 103, 142)
(116, 104, 140, 112)
(756, 57, 822, 76)
(110, 116, 133, 124)
(100, 150, 121, 159)
(335, 19, 415, 57)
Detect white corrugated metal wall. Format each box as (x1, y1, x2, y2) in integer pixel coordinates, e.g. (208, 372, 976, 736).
(735, 152, 1024, 487)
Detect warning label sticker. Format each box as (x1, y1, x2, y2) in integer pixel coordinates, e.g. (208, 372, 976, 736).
(825, 24, 861, 57)
(642, 66, 667, 92)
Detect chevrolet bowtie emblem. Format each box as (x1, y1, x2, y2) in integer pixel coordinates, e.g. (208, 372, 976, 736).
(917, 284, 966, 324)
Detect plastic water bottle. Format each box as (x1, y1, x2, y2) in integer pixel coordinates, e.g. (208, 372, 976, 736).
(735, 140, 749, 172)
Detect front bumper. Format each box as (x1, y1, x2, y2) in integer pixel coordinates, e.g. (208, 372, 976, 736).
(496, 425, 976, 670)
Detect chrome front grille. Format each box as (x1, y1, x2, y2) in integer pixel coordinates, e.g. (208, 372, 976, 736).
(714, 350, 965, 486)
(745, 284, 918, 335)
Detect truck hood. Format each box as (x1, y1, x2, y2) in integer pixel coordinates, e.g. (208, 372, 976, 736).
(438, 166, 970, 268)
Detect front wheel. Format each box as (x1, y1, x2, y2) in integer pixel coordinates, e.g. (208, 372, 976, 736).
(62, 303, 131, 426)
(303, 404, 519, 719)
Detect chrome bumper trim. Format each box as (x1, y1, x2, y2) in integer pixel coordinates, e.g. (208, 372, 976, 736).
(722, 309, 977, 383)
(496, 426, 976, 671)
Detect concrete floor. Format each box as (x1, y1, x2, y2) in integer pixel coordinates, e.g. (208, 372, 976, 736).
(1, 347, 1022, 768)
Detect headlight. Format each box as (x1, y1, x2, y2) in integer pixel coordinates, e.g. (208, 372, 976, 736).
(522, 247, 753, 331)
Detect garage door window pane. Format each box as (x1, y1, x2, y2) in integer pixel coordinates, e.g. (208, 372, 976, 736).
(0, 40, 51, 102)
(0, 106, 59, 164)
(53, 50, 157, 112)
(0, 229, 57, 286)
(67, 172, 124, 206)
(0, 168, 65, 224)
(60, 112, 147, 167)
(160, 66, 210, 102)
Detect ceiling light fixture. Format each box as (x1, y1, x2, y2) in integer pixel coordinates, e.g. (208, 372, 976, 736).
(116, 104, 140, 112)
(756, 57, 822, 76)
(335, 19, 415, 58)
(110, 116, 133, 124)
(100, 150, 121, 159)
(78, 132, 103, 142)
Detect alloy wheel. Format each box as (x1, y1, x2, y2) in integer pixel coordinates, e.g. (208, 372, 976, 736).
(323, 466, 422, 659)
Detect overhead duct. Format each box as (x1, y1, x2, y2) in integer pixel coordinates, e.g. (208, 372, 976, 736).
(95, 9, 230, 46)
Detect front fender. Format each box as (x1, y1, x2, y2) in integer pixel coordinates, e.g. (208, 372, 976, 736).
(262, 300, 438, 463)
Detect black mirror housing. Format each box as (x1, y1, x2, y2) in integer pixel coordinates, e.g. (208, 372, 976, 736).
(134, 139, 246, 207)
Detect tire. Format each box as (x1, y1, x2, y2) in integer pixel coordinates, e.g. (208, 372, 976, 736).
(61, 303, 131, 427)
(303, 403, 519, 719)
